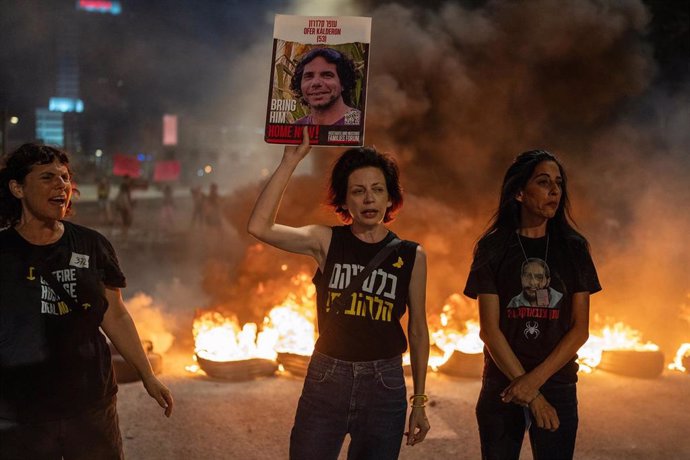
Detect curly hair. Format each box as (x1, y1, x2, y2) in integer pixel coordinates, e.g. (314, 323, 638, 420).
(0, 143, 73, 228)
(290, 47, 358, 107)
(328, 147, 403, 224)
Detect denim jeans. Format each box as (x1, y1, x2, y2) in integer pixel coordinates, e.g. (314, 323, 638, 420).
(289, 351, 407, 460)
(0, 395, 123, 460)
(476, 378, 578, 460)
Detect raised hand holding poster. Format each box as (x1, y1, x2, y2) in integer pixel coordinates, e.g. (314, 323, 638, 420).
(265, 15, 371, 147)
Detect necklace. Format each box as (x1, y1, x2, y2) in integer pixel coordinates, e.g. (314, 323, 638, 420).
(516, 231, 549, 263)
(516, 231, 551, 307)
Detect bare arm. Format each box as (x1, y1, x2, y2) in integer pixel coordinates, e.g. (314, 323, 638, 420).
(102, 287, 173, 417)
(501, 292, 590, 405)
(478, 293, 559, 430)
(478, 293, 528, 380)
(406, 246, 431, 446)
(247, 128, 331, 268)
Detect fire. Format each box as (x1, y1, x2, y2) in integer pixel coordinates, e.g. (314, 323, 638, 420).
(405, 294, 485, 371)
(189, 273, 316, 371)
(427, 318, 484, 369)
(668, 343, 690, 373)
(577, 321, 660, 372)
(192, 312, 277, 362)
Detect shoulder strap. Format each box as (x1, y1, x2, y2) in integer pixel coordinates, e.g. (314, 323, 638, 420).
(330, 237, 402, 315)
(33, 259, 82, 314)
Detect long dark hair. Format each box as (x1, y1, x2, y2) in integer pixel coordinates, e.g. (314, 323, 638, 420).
(328, 147, 403, 224)
(0, 143, 73, 228)
(475, 150, 585, 256)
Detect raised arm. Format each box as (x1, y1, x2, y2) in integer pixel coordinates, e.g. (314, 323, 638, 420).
(406, 245, 431, 446)
(247, 127, 331, 268)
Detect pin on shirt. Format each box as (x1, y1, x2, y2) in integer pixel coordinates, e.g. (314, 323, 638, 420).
(536, 288, 549, 307)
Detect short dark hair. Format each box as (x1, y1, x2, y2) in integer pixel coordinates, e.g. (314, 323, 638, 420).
(0, 143, 72, 228)
(290, 47, 358, 107)
(328, 147, 403, 223)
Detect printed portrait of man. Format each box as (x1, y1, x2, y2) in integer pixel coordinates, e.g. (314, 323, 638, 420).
(507, 258, 563, 309)
(290, 47, 362, 126)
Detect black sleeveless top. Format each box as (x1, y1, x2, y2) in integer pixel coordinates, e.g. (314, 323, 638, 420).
(313, 226, 419, 361)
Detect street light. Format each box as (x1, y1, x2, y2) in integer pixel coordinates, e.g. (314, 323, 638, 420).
(1, 110, 20, 155)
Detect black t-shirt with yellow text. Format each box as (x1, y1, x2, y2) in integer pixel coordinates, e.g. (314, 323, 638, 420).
(0, 221, 125, 422)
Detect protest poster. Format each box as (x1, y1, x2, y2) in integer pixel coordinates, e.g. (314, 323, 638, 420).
(264, 14, 371, 147)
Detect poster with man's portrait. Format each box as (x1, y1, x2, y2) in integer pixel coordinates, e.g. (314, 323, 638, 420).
(264, 14, 371, 147)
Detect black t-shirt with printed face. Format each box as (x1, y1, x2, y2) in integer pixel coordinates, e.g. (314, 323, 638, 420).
(464, 231, 601, 384)
(313, 226, 418, 361)
(0, 221, 126, 422)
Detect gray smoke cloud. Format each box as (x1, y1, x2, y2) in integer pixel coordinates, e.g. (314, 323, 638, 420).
(209, 0, 689, 354)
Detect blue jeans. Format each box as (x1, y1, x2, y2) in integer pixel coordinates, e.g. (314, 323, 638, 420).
(476, 378, 578, 460)
(289, 351, 407, 460)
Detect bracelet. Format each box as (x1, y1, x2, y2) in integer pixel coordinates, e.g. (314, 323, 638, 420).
(409, 394, 428, 404)
(411, 404, 426, 409)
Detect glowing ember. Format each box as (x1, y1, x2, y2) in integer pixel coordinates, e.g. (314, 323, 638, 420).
(577, 322, 660, 373)
(668, 343, 690, 373)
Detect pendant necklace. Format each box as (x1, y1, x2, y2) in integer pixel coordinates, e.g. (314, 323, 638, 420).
(517, 231, 550, 307)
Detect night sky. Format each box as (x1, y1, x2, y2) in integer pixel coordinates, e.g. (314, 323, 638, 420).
(0, 0, 687, 151)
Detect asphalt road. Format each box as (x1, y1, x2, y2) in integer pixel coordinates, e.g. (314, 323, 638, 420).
(117, 352, 690, 460)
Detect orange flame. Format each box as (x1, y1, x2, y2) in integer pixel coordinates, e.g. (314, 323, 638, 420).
(188, 273, 316, 371)
(668, 343, 690, 373)
(577, 321, 660, 372)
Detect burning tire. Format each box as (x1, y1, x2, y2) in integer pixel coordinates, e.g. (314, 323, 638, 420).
(597, 350, 665, 379)
(438, 351, 484, 378)
(277, 352, 311, 377)
(196, 355, 278, 381)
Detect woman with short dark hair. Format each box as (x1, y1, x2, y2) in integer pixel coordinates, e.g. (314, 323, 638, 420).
(0, 143, 173, 459)
(248, 129, 430, 459)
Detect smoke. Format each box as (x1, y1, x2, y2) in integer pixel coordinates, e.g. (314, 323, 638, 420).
(203, 0, 689, 354)
(124, 292, 175, 354)
(361, 0, 688, 352)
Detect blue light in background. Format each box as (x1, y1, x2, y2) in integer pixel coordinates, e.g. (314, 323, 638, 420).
(49, 97, 84, 113)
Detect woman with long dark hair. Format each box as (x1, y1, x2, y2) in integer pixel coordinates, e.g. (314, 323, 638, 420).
(464, 150, 601, 459)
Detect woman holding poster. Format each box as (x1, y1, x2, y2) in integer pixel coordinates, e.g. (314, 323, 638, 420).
(248, 130, 430, 459)
(265, 14, 371, 147)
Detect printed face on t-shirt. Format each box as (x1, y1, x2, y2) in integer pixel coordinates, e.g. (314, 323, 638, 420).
(521, 260, 549, 301)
